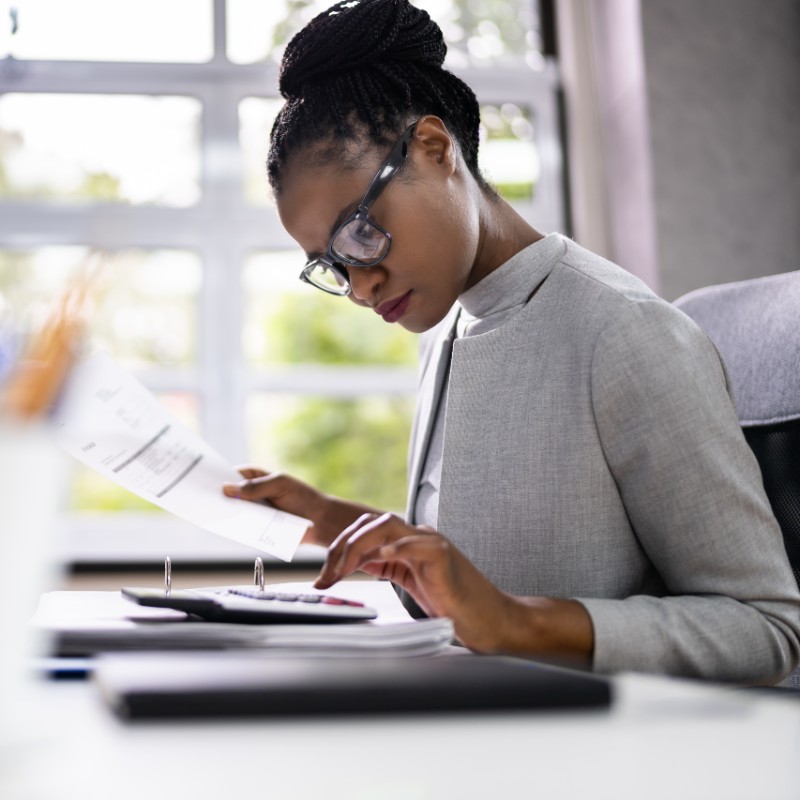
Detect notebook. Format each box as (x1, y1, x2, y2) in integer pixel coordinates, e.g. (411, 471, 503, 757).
(94, 651, 612, 719)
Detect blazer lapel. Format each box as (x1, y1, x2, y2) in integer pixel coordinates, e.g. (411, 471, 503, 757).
(405, 314, 458, 522)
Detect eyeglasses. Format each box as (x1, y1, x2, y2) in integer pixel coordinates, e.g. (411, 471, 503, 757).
(299, 123, 417, 296)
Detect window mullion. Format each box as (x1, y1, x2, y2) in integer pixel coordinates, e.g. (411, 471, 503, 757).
(212, 0, 228, 64)
(197, 84, 247, 463)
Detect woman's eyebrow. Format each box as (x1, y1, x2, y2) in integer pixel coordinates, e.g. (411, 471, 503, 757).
(306, 201, 360, 260)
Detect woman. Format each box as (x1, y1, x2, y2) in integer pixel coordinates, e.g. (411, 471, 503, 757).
(224, 0, 800, 682)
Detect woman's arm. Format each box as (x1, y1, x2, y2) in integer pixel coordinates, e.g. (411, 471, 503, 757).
(222, 468, 380, 549)
(223, 469, 593, 661)
(585, 300, 800, 682)
(314, 511, 594, 664)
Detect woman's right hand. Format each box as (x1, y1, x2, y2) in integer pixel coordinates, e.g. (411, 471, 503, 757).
(222, 467, 376, 549)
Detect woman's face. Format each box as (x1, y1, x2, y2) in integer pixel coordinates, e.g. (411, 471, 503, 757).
(276, 117, 482, 334)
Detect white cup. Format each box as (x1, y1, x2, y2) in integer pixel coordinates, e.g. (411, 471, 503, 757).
(0, 421, 65, 745)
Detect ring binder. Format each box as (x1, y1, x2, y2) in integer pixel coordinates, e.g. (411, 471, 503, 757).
(162, 556, 266, 598)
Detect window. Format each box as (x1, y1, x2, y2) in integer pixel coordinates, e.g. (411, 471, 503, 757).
(0, 0, 564, 563)
(0, 93, 201, 205)
(1, 0, 214, 63)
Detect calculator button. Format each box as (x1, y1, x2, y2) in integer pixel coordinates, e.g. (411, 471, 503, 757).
(298, 595, 322, 603)
(321, 595, 364, 608)
(321, 596, 364, 607)
(228, 589, 276, 600)
(275, 593, 298, 602)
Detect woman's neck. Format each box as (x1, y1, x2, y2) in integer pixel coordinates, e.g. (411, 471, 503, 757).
(466, 192, 545, 291)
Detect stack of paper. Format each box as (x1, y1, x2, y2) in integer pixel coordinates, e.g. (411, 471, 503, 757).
(35, 580, 454, 658)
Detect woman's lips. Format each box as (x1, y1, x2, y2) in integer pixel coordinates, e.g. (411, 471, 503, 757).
(375, 290, 412, 323)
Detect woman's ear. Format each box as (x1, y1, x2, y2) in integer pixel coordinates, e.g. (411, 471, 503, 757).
(411, 115, 457, 176)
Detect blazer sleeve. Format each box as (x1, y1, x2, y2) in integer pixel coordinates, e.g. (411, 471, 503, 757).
(580, 299, 800, 683)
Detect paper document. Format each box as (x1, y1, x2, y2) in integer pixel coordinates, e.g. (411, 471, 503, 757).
(52, 351, 308, 561)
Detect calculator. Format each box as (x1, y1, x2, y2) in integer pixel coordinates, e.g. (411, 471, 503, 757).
(121, 586, 378, 624)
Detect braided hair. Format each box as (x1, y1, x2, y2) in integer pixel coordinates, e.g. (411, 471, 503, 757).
(267, 0, 490, 194)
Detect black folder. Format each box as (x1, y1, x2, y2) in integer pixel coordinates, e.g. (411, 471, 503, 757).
(94, 651, 612, 719)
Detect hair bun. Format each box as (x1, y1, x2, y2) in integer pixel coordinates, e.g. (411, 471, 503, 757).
(279, 0, 446, 101)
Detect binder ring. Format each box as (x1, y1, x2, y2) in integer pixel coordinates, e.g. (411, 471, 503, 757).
(254, 557, 265, 591)
(164, 556, 172, 597)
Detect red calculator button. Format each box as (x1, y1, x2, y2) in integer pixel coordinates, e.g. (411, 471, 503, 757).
(321, 596, 364, 607)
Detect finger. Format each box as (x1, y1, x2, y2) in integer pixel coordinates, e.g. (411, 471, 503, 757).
(359, 554, 419, 591)
(315, 513, 383, 587)
(315, 545, 416, 590)
(314, 544, 388, 590)
(317, 514, 422, 588)
(223, 467, 270, 497)
(379, 533, 447, 559)
(375, 535, 456, 614)
(326, 512, 382, 552)
(353, 537, 450, 616)
(223, 472, 289, 503)
(237, 466, 269, 480)
(377, 535, 452, 584)
(335, 513, 411, 577)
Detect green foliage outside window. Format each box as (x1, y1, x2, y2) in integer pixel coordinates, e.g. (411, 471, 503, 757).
(262, 290, 417, 366)
(252, 394, 415, 514)
(253, 291, 417, 512)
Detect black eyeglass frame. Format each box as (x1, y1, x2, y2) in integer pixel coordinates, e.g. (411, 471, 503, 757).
(299, 122, 417, 296)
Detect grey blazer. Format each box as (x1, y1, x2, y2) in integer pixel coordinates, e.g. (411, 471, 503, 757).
(405, 235, 800, 683)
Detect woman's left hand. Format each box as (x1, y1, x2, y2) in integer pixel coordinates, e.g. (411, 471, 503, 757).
(313, 512, 519, 653)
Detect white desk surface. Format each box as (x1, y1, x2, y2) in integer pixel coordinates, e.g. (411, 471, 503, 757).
(1, 669, 799, 800)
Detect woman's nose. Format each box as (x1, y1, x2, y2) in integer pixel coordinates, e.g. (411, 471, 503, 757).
(347, 265, 386, 303)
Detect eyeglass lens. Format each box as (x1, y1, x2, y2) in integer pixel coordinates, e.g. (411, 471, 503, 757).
(304, 261, 350, 294)
(331, 216, 390, 264)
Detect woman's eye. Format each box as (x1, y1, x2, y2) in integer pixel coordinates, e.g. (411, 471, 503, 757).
(351, 220, 378, 243)
(332, 218, 385, 262)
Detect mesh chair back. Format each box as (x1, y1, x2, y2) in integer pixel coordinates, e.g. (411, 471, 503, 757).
(742, 421, 800, 587)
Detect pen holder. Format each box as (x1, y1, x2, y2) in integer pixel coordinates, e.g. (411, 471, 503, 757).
(0, 421, 65, 745)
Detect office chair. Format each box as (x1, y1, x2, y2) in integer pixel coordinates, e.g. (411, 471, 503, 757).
(674, 270, 800, 689)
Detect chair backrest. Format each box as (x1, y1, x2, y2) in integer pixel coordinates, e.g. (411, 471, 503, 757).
(674, 271, 800, 589)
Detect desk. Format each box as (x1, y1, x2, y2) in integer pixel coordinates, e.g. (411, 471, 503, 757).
(1, 671, 798, 800)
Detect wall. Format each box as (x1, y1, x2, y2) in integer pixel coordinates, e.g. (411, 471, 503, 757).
(641, 0, 800, 301)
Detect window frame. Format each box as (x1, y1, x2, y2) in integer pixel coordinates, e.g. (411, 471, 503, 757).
(0, 0, 564, 564)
